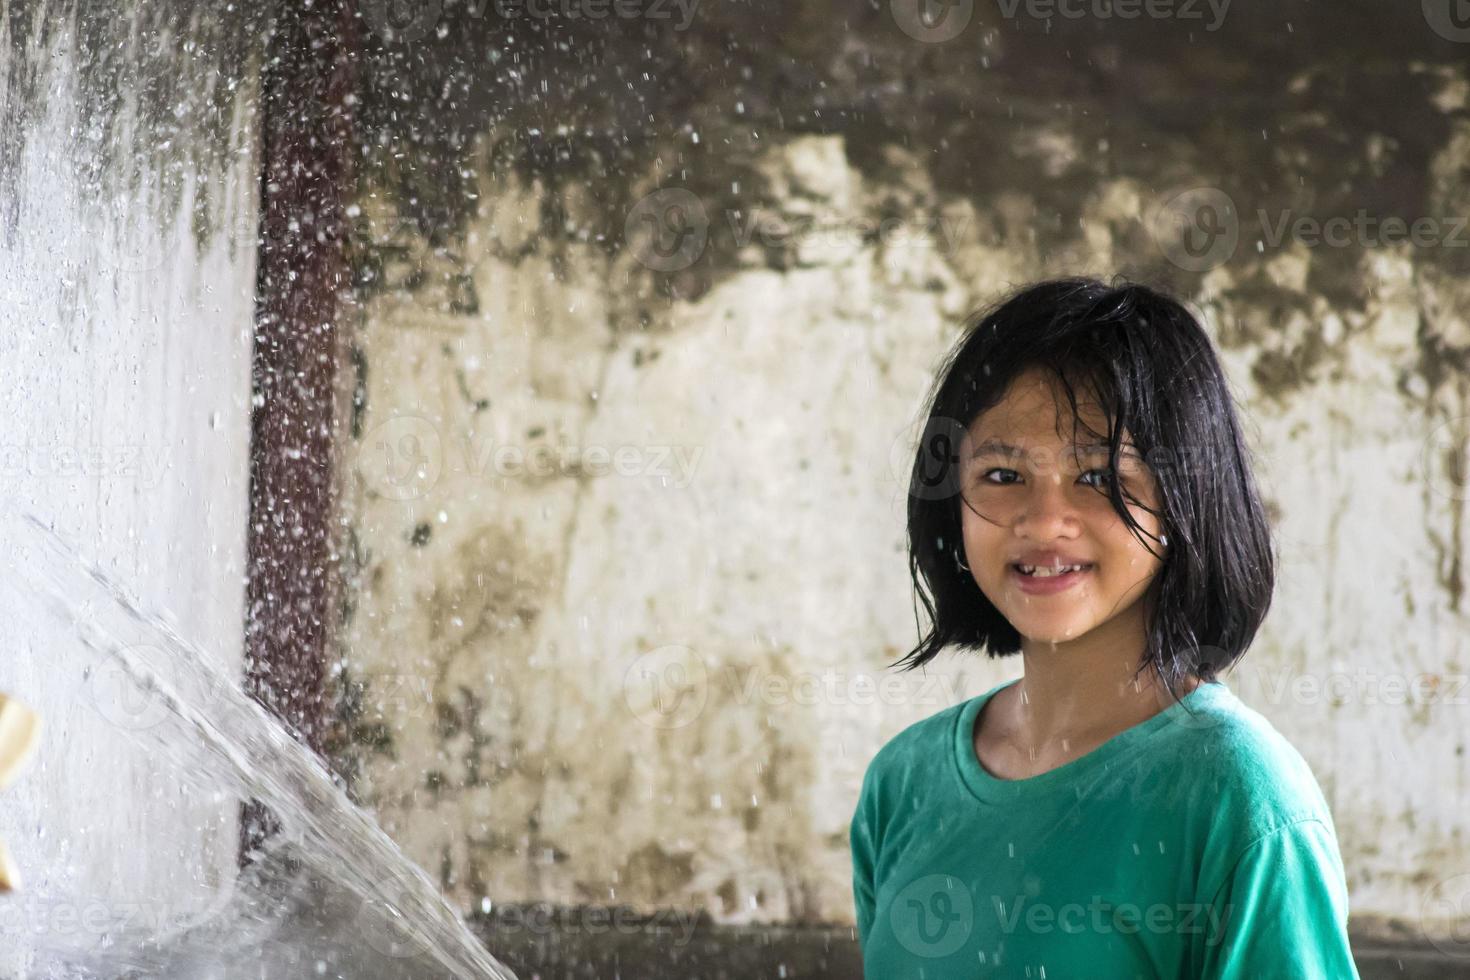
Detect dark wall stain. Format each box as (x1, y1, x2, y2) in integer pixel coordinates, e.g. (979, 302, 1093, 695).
(336, 0, 1468, 416)
(3, 0, 265, 252)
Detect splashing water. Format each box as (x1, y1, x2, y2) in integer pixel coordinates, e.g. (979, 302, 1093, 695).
(0, 511, 518, 980)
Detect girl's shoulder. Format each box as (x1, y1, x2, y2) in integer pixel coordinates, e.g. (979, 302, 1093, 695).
(855, 677, 1010, 807)
(858, 681, 993, 799)
(1160, 680, 1339, 837)
(861, 687, 975, 778)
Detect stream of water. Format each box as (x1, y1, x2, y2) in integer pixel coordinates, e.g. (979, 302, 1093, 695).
(2, 510, 518, 980)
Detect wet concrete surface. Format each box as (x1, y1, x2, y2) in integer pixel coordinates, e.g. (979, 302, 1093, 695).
(469, 905, 1470, 979)
(470, 907, 861, 979)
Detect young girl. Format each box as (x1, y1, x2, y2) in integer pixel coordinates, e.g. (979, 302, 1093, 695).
(850, 278, 1359, 978)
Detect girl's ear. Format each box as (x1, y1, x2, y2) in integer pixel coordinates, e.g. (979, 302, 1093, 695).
(953, 545, 972, 573)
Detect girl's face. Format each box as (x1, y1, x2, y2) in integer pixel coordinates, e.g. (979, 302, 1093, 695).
(958, 367, 1167, 647)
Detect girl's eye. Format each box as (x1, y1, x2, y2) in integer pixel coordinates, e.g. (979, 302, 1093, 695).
(980, 467, 1115, 487)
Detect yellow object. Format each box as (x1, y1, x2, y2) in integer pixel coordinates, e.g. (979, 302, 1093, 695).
(0, 693, 40, 893)
(0, 840, 16, 893)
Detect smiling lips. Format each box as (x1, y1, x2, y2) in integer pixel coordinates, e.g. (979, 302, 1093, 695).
(1008, 560, 1095, 595)
(1014, 562, 1089, 577)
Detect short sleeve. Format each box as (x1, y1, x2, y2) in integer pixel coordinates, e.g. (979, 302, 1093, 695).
(849, 765, 880, 949)
(1196, 817, 1360, 979)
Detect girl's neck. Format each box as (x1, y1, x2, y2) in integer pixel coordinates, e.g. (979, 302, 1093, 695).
(1009, 607, 1194, 748)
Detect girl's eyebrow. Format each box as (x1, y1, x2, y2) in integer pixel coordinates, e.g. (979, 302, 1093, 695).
(968, 439, 1023, 459)
(968, 439, 1141, 459)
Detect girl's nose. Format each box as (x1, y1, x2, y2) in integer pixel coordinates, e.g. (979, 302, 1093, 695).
(1013, 473, 1081, 537)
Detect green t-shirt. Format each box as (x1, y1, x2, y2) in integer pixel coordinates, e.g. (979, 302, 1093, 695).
(849, 678, 1359, 979)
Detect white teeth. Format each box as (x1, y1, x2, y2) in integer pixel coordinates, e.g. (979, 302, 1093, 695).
(1017, 564, 1086, 577)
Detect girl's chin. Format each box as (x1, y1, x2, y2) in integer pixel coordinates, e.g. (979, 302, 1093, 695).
(1017, 632, 1090, 647)
(1007, 615, 1096, 645)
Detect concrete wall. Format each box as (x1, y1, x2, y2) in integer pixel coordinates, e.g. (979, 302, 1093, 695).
(0, 1, 262, 974)
(331, 0, 1470, 951)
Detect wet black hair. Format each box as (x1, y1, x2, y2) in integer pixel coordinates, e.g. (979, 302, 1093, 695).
(895, 276, 1275, 703)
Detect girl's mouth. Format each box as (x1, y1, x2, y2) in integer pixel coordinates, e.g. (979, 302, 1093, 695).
(1008, 562, 1094, 595)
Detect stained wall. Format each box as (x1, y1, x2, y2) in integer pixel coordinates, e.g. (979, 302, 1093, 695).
(332, 1, 1470, 946)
